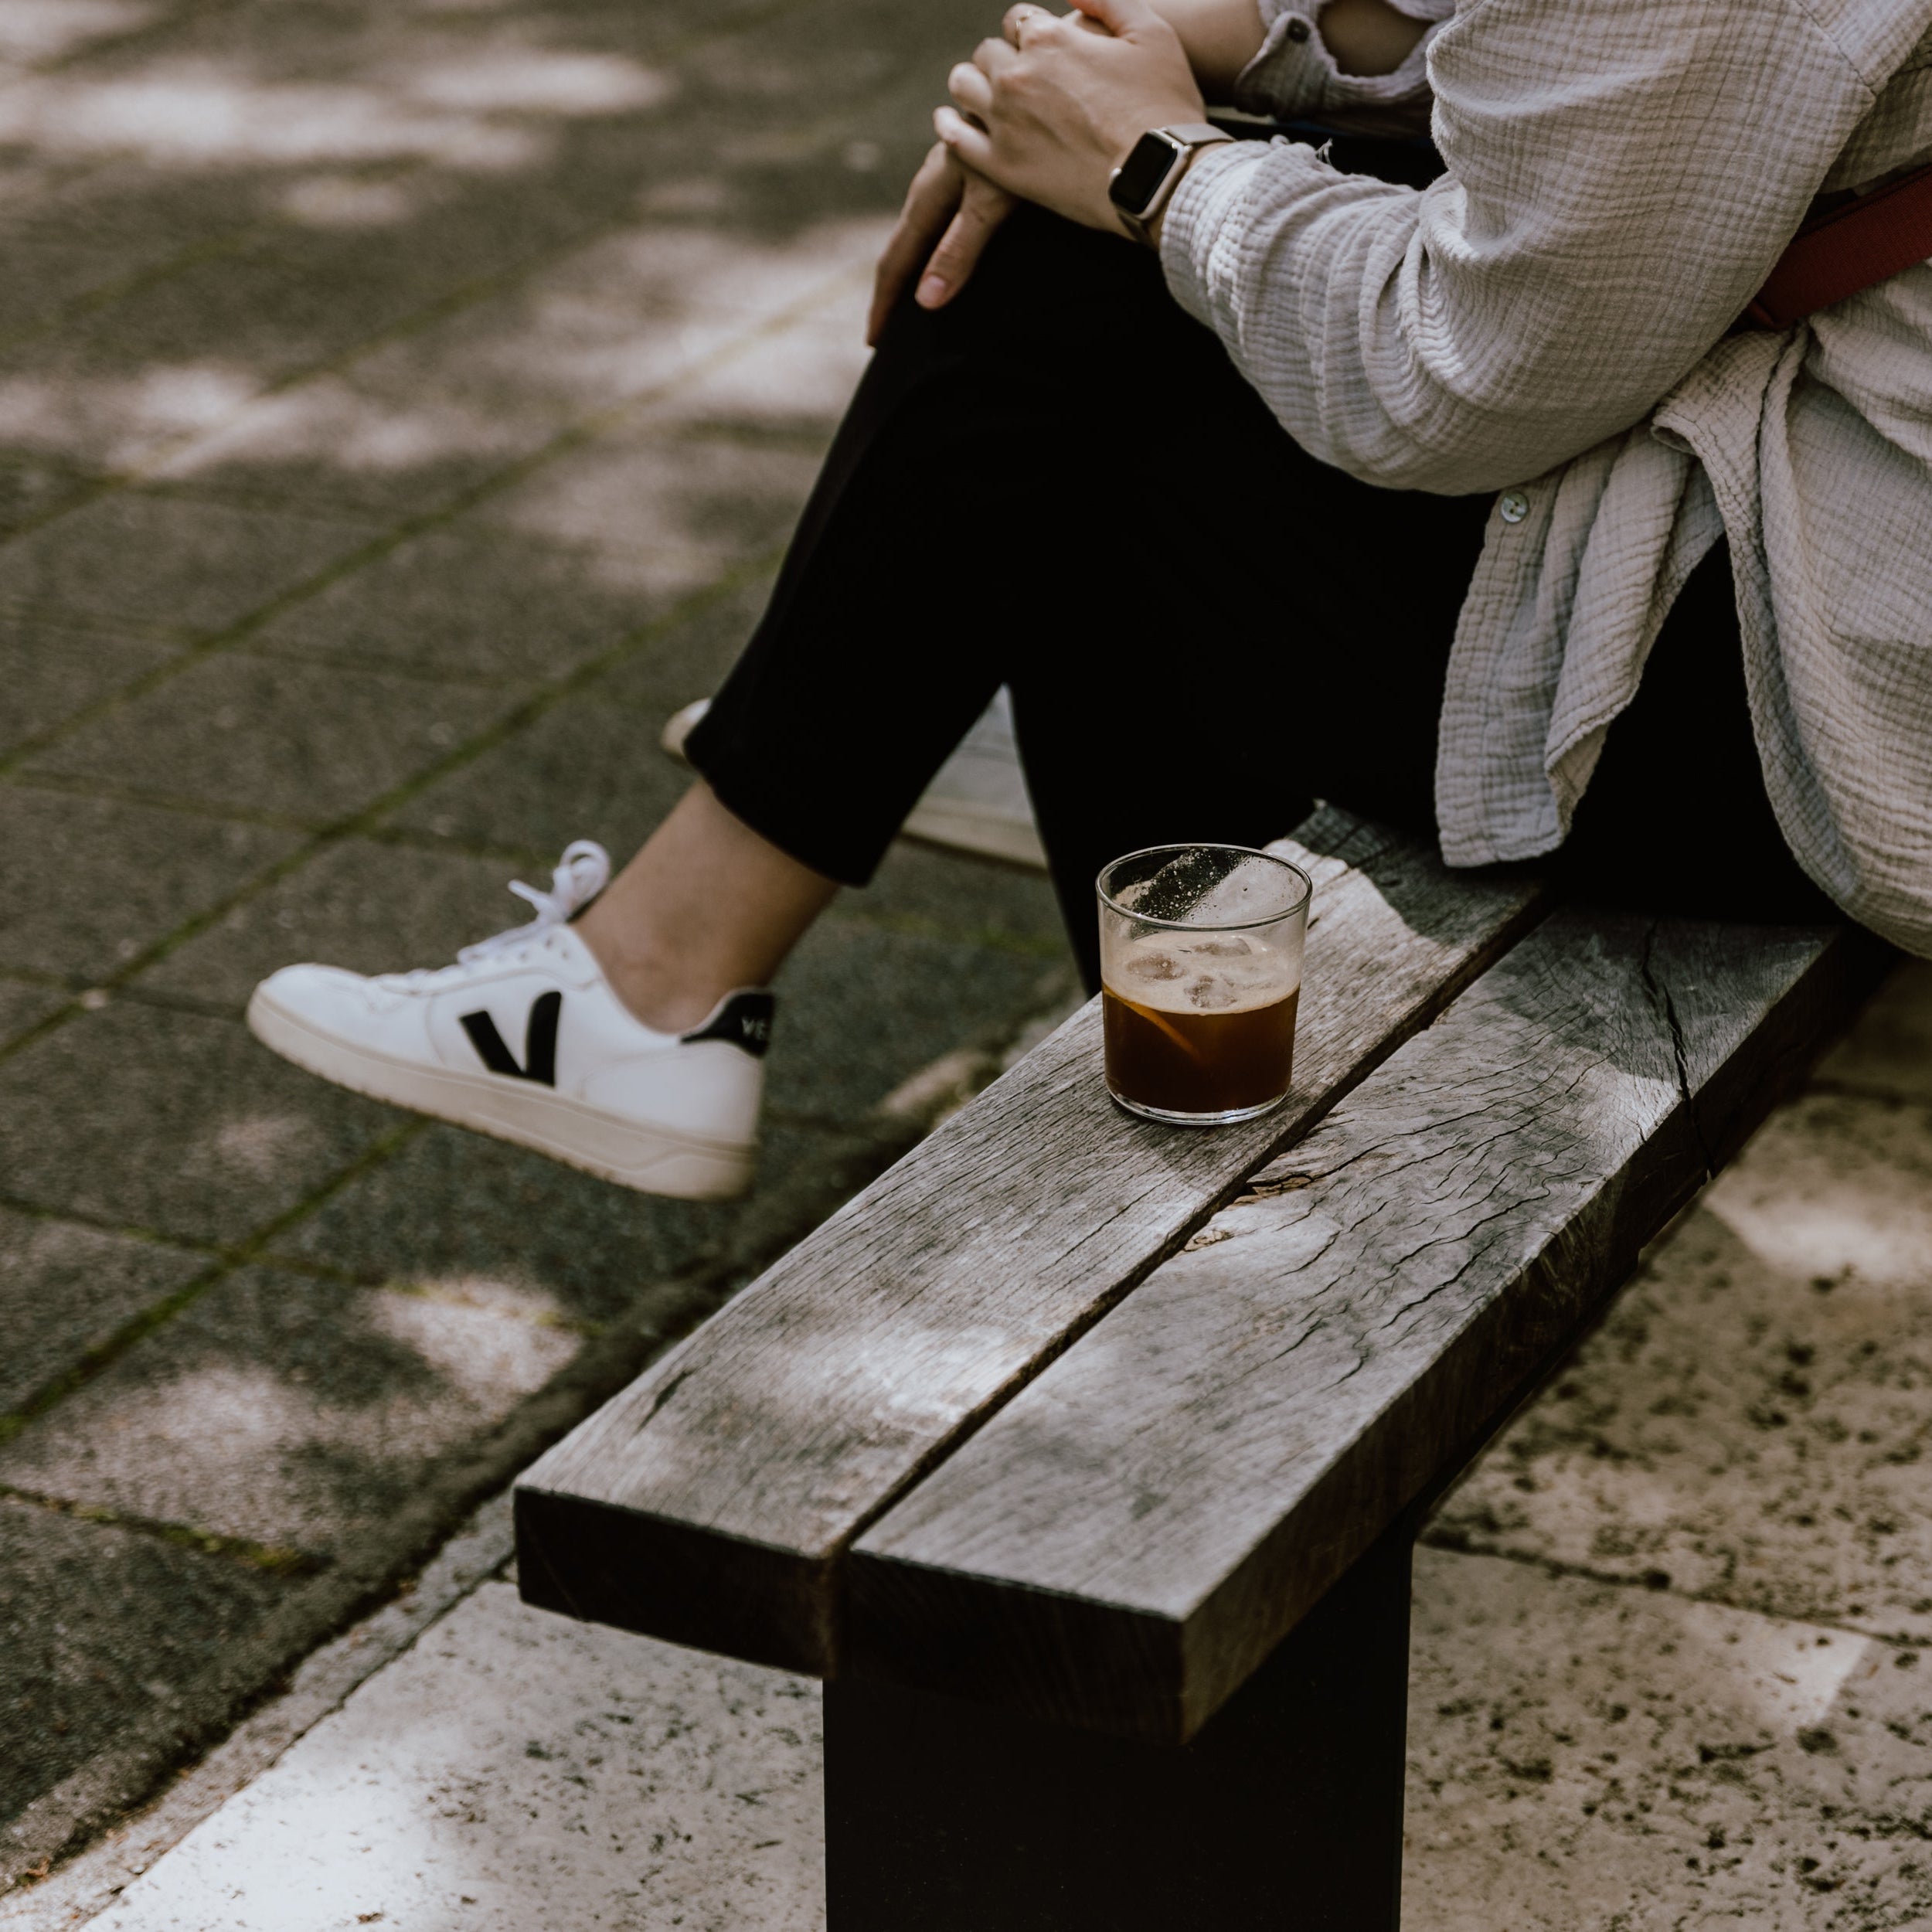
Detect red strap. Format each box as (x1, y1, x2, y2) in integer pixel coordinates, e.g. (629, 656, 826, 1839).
(1746, 161, 1932, 328)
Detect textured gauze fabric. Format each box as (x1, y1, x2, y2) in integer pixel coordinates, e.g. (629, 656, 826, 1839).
(1161, 0, 1932, 955)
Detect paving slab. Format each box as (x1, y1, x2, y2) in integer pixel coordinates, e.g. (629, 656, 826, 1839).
(0, 0, 1099, 1882)
(694, 0, 988, 100)
(0, 492, 380, 638)
(272, 1114, 741, 1332)
(0, 151, 262, 253)
(141, 377, 565, 522)
(0, 1264, 578, 1557)
(332, 274, 779, 441)
(0, 617, 178, 760)
(135, 837, 543, 1013)
(1434, 1088, 1932, 1646)
(0, 979, 69, 1048)
(274, 1110, 876, 1333)
(90, 1580, 825, 1932)
(0, 1208, 208, 1419)
(0, 458, 100, 542)
(63, 234, 515, 401)
(386, 583, 1070, 960)
(515, 213, 896, 332)
(0, 1002, 393, 1244)
(650, 298, 876, 440)
(332, 214, 880, 438)
(767, 916, 1067, 1126)
(861, 838, 1068, 960)
(385, 577, 771, 853)
(69, 1538, 1932, 1932)
(0, 1500, 519, 1932)
(251, 519, 700, 683)
(1406, 1546, 1932, 1930)
(0, 341, 265, 476)
(219, 157, 896, 468)
(473, 426, 821, 569)
(25, 649, 512, 824)
(0, 2, 167, 69)
(0, 240, 169, 342)
(0, 787, 298, 985)
(0, 1498, 290, 1832)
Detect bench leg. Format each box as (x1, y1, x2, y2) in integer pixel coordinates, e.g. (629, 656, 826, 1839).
(823, 1523, 1412, 1931)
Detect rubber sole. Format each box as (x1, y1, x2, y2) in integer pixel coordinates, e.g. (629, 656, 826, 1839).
(247, 988, 756, 1200)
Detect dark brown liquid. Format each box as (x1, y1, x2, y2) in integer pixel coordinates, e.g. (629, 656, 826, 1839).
(1102, 985, 1299, 1117)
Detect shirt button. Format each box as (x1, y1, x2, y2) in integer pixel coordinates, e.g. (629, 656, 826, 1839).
(1285, 15, 1311, 39)
(1498, 490, 1530, 525)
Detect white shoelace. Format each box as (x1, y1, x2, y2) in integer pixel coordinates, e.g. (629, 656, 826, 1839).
(460, 838, 612, 962)
(380, 840, 612, 988)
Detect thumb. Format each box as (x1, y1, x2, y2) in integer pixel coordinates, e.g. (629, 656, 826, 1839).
(1070, 0, 1163, 35)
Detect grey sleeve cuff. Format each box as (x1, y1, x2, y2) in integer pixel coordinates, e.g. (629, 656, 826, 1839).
(1157, 138, 1284, 328)
(1231, 0, 1447, 127)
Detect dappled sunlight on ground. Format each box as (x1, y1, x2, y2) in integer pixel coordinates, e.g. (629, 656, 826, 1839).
(0, 0, 160, 66)
(1706, 1092, 1932, 1287)
(0, 1287, 577, 1553)
(91, 1584, 827, 1932)
(0, 35, 673, 171)
(213, 1108, 332, 1180)
(0, 364, 258, 464)
(0, 0, 1066, 1883)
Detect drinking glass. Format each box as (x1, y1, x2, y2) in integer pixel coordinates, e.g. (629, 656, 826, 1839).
(1097, 844, 1313, 1126)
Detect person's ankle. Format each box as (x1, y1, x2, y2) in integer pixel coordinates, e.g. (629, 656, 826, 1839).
(573, 913, 723, 1036)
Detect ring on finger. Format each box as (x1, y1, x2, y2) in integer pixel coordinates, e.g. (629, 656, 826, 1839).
(1005, 3, 1041, 45)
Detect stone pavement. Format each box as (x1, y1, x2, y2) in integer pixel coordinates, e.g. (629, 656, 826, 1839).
(9, 965, 1930, 1932)
(0, 0, 1077, 1888)
(4, 2, 1932, 1927)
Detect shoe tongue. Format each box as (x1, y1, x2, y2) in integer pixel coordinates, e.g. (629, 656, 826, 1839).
(544, 921, 607, 984)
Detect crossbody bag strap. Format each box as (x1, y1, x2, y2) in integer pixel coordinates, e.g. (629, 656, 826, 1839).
(1745, 160, 1932, 328)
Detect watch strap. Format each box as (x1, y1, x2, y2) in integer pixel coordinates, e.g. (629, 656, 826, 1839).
(1109, 124, 1234, 244)
(1158, 123, 1233, 148)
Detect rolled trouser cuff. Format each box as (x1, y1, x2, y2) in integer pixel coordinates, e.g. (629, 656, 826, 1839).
(681, 702, 902, 890)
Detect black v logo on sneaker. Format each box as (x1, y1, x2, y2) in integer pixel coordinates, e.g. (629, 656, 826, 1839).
(461, 990, 561, 1086)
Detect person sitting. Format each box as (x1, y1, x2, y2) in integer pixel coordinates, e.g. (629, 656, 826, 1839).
(247, 0, 1932, 1199)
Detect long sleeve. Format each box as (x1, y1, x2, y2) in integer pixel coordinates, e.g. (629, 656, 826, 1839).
(1161, 0, 1913, 495)
(1230, 0, 1451, 135)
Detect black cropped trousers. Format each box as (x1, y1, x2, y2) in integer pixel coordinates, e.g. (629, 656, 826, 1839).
(685, 179, 1830, 989)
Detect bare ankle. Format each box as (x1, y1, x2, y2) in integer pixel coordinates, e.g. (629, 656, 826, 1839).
(573, 907, 722, 1035)
(570, 783, 838, 1034)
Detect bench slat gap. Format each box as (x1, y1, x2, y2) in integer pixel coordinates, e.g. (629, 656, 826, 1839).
(515, 809, 1545, 1675)
(846, 914, 1882, 1742)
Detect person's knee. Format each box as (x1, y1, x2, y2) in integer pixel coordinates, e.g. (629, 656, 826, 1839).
(884, 200, 1165, 349)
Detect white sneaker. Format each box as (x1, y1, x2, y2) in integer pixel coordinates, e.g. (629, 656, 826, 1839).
(246, 841, 771, 1200)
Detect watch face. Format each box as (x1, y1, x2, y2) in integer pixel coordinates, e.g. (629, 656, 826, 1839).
(1110, 131, 1181, 215)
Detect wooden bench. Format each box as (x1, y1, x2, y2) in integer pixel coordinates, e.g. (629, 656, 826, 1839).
(514, 808, 1883, 1929)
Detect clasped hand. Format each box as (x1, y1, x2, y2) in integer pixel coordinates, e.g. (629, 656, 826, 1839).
(867, 0, 1205, 344)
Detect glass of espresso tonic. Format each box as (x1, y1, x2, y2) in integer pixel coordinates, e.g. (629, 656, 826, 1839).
(1097, 844, 1312, 1126)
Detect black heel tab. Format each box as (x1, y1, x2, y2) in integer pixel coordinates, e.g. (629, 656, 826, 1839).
(682, 989, 774, 1058)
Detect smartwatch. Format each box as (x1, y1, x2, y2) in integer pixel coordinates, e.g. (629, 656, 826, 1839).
(1107, 124, 1234, 244)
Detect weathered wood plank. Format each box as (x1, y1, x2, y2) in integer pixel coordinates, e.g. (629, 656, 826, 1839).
(515, 811, 1546, 1674)
(846, 916, 1881, 1742)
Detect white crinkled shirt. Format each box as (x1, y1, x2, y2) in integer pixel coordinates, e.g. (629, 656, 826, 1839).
(1160, 0, 1932, 954)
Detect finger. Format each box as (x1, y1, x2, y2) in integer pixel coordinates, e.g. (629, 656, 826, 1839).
(900, 138, 959, 220)
(869, 145, 961, 343)
(947, 60, 994, 119)
(971, 33, 1019, 76)
(917, 178, 1017, 309)
(934, 103, 998, 177)
(1002, 2, 1055, 44)
(1070, 0, 1160, 33)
